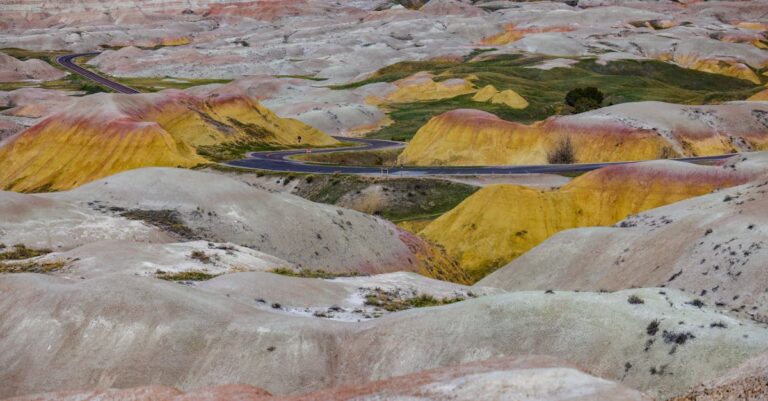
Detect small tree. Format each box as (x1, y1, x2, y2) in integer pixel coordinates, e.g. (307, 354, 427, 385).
(565, 87, 605, 113)
(548, 136, 576, 164)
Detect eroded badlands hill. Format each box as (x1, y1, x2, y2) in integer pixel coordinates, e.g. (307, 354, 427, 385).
(0, 168, 465, 280)
(398, 102, 768, 166)
(0, 272, 764, 400)
(479, 153, 768, 321)
(0, 88, 336, 192)
(0, 52, 65, 82)
(3, 1, 764, 86)
(421, 157, 764, 279)
(4, 356, 651, 401)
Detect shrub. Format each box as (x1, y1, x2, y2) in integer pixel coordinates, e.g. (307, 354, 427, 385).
(662, 330, 695, 345)
(547, 137, 576, 164)
(646, 319, 660, 336)
(565, 87, 604, 113)
(686, 299, 705, 308)
(268, 267, 362, 279)
(190, 250, 212, 264)
(628, 294, 645, 304)
(156, 270, 219, 281)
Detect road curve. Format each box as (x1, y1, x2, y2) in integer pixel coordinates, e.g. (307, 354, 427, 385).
(225, 136, 736, 176)
(56, 53, 140, 94)
(58, 52, 738, 176)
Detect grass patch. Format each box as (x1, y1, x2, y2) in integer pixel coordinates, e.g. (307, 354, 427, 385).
(107, 76, 232, 92)
(274, 74, 328, 81)
(0, 244, 51, 261)
(292, 147, 403, 166)
(363, 288, 465, 312)
(0, 260, 66, 274)
(294, 174, 478, 222)
(120, 209, 198, 240)
(155, 270, 219, 281)
(358, 56, 762, 141)
(199, 142, 311, 162)
(200, 166, 476, 223)
(66, 74, 108, 94)
(268, 267, 363, 279)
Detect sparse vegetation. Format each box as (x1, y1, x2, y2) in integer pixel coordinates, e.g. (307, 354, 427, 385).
(627, 294, 645, 304)
(659, 146, 677, 159)
(0, 244, 51, 261)
(663, 330, 695, 345)
(198, 139, 352, 163)
(686, 299, 706, 308)
(268, 267, 363, 279)
(0, 260, 66, 274)
(359, 57, 760, 141)
(155, 270, 219, 281)
(363, 288, 465, 312)
(121, 209, 198, 240)
(292, 147, 403, 167)
(547, 136, 576, 164)
(273, 74, 327, 81)
(66, 74, 108, 94)
(190, 250, 213, 264)
(289, 174, 478, 222)
(647, 319, 660, 336)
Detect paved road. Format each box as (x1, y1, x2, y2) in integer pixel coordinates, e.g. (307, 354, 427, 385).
(56, 53, 140, 94)
(59, 52, 737, 176)
(225, 136, 735, 176)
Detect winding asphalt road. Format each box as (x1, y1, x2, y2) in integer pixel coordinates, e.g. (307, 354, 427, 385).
(56, 53, 140, 94)
(60, 52, 737, 176)
(225, 137, 735, 176)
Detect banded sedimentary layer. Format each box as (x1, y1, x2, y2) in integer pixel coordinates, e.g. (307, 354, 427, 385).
(398, 102, 768, 166)
(420, 159, 760, 279)
(0, 89, 336, 192)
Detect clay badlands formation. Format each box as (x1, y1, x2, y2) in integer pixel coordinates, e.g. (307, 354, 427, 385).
(2, 0, 768, 400)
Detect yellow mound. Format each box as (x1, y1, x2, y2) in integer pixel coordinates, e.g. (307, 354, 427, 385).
(736, 22, 768, 31)
(471, 85, 528, 109)
(0, 91, 336, 192)
(397, 109, 672, 166)
(748, 88, 768, 101)
(367, 72, 475, 105)
(670, 54, 762, 84)
(419, 163, 755, 281)
(481, 25, 572, 46)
